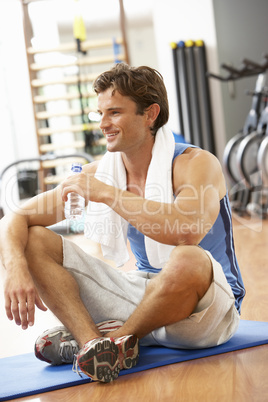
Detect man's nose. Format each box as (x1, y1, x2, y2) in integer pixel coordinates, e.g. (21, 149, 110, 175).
(99, 114, 110, 131)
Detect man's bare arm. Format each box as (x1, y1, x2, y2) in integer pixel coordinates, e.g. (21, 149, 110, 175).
(0, 186, 65, 329)
(61, 149, 226, 246)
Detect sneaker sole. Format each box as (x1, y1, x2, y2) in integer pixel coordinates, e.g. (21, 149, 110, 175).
(77, 338, 120, 383)
(115, 334, 139, 369)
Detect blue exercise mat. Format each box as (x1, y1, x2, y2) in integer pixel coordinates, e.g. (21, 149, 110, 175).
(0, 320, 268, 401)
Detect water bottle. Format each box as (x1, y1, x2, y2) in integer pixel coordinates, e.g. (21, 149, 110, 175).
(64, 163, 85, 221)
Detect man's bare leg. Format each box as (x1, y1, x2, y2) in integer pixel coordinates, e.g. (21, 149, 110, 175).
(25, 226, 101, 348)
(26, 227, 139, 382)
(105, 245, 213, 339)
(27, 226, 212, 344)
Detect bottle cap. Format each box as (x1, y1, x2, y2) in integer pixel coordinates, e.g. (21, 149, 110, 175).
(71, 162, 82, 172)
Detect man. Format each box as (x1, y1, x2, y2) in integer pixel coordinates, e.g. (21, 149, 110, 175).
(0, 64, 245, 383)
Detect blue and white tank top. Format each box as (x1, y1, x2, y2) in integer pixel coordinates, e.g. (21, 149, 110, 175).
(127, 142, 245, 313)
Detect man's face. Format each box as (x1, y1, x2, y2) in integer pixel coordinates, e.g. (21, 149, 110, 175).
(97, 88, 152, 154)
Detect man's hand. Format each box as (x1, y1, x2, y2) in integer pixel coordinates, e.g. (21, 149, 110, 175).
(61, 171, 107, 205)
(4, 267, 47, 330)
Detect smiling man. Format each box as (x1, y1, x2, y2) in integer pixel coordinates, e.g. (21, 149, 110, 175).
(0, 64, 245, 383)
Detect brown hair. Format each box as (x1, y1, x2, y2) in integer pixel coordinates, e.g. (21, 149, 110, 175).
(93, 63, 169, 136)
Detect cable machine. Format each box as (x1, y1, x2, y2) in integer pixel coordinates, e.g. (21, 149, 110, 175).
(208, 55, 268, 218)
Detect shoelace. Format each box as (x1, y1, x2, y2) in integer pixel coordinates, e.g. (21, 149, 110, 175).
(72, 354, 85, 378)
(59, 340, 79, 363)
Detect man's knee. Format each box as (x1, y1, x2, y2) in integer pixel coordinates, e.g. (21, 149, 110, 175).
(26, 226, 63, 265)
(161, 245, 213, 299)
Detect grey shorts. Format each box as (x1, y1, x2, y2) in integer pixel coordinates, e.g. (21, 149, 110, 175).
(62, 236, 240, 349)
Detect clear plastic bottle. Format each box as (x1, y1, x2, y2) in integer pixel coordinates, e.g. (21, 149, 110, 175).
(64, 163, 85, 221)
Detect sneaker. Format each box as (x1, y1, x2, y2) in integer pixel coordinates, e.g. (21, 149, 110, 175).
(35, 320, 139, 375)
(73, 337, 121, 383)
(34, 326, 79, 365)
(97, 320, 139, 370)
(73, 334, 139, 382)
(113, 334, 139, 370)
(34, 320, 123, 365)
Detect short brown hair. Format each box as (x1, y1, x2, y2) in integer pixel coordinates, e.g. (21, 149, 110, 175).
(93, 63, 169, 136)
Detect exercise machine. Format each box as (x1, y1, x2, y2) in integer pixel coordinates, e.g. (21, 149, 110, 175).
(208, 56, 268, 218)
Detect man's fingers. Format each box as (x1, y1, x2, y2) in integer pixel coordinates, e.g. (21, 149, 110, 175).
(24, 291, 48, 329)
(35, 292, 48, 313)
(18, 297, 29, 330)
(4, 284, 47, 329)
(4, 294, 13, 321)
(5, 292, 40, 330)
(19, 290, 46, 329)
(25, 293, 36, 328)
(10, 297, 21, 326)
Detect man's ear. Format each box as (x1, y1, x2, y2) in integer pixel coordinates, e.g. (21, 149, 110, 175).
(146, 103, 160, 125)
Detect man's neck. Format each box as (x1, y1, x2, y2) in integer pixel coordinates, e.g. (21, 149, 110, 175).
(121, 139, 154, 196)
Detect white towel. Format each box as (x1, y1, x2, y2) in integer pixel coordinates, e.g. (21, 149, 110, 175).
(84, 125, 176, 268)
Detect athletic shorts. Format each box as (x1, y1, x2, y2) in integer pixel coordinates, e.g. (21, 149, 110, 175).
(62, 236, 240, 349)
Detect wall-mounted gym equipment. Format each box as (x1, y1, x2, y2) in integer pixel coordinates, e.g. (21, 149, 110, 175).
(171, 40, 215, 154)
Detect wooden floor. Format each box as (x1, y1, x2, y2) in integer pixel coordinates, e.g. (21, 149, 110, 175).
(15, 215, 268, 402)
